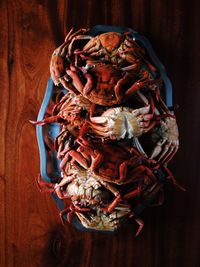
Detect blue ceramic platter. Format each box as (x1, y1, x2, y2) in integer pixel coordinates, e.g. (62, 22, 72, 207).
(36, 25, 173, 232)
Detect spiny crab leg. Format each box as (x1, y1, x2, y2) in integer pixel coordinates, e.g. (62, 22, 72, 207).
(53, 173, 78, 199)
(163, 166, 186, 192)
(99, 185, 121, 213)
(57, 75, 77, 93)
(55, 135, 74, 160)
(160, 147, 178, 165)
(36, 173, 77, 200)
(141, 182, 164, 207)
(125, 40, 157, 73)
(121, 62, 140, 71)
(50, 28, 90, 85)
(132, 137, 147, 157)
(138, 90, 177, 162)
(124, 71, 150, 99)
(60, 204, 91, 224)
(35, 174, 55, 193)
(135, 89, 179, 165)
(123, 186, 142, 200)
(157, 142, 177, 164)
(52, 28, 88, 57)
(66, 65, 84, 93)
(68, 35, 93, 57)
(29, 115, 64, 125)
(150, 116, 179, 165)
(114, 73, 134, 102)
(132, 215, 144, 237)
(75, 207, 129, 232)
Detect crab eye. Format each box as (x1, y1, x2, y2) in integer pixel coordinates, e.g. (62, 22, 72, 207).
(85, 64, 95, 70)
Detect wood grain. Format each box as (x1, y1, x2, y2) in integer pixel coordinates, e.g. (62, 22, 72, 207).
(0, 0, 200, 266)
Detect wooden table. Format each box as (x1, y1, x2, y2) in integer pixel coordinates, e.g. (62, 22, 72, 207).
(0, 1, 199, 266)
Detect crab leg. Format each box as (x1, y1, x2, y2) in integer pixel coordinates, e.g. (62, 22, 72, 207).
(133, 216, 144, 237)
(147, 185, 165, 207)
(54, 185, 71, 199)
(58, 75, 77, 92)
(125, 71, 150, 99)
(124, 186, 141, 199)
(60, 152, 72, 169)
(60, 207, 74, 224)
(65, 28, 89, 42)
(60, 204, 91, 224)
(53, 28, 88, 57)
(65, 150, 90, 169)
(29, 115, 63, 125)
(121, 62, 140, 71)
(161, 146, 179, 165)
(55, 129, 75, 159)
(35, 174, 55, 193)
(50, 28, 92, 85)
(66, 68, 84, 94)
(122, 37, 157, 74)
(71, 137, 104, 172)
(114, 73, 133, 102)
(116, 161, 156, 184)
(99, 180, 121, 213)
(68, 35, 93, 56)
(82, 72, 94, 95)
(115, 156, 141, 184)
(52, 94, 70, 115)
(150, 116, 179, 164)
(157, 141, 174, 162)
(124, 40, 157, 73)
(82, 36, 102, 54)
(163, 166, 186, 192)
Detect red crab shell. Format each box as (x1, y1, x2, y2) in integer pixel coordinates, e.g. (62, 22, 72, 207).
(66, 62, 150, 106)
(82, 31, 145, 67)
(62, 137, 157, 187)
(82, 62, 125, 106)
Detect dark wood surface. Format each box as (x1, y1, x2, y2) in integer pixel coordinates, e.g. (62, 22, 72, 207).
(1, 1, 200, 266)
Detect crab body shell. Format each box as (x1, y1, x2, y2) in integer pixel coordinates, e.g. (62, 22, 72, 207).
(82, 31, 145, 67)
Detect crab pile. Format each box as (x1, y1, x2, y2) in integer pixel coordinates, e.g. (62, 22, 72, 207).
(33, 28, 184, 236)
